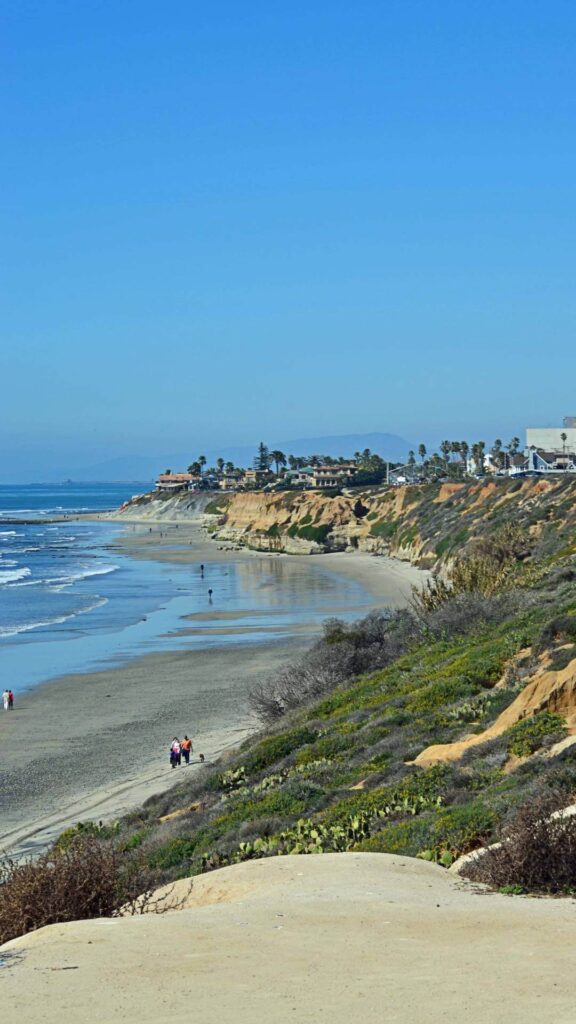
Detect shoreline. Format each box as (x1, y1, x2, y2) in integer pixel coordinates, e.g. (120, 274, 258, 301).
(0, 518, 427, 857)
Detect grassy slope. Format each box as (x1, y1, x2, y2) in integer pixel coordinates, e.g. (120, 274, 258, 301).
(114, 561, 576, 881)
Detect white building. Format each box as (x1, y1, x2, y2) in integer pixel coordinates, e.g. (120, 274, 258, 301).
(526, 417, 576, 453)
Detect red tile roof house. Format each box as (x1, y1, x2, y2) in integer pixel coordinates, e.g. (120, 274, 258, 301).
(155, 472, 201, 492)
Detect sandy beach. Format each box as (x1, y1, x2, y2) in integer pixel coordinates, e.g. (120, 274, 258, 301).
(0, 521, 425, 857)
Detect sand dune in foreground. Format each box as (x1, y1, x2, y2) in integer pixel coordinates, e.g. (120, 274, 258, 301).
(1, 853, 574, 1023)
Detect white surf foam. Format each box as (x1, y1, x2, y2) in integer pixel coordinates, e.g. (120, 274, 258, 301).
(0, 596, 109, 638)
(0, 567, 32, 585)
(9, 563, 120, 588)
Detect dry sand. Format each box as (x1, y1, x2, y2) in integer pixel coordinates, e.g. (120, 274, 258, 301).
(0, 522, 425, 857)
(1, 852, 574, 1024)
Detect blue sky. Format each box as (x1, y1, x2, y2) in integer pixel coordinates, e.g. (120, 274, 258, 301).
(2, 1, 575, 478)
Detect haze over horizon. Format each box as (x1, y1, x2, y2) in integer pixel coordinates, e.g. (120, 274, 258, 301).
(2, 2, 575, 481)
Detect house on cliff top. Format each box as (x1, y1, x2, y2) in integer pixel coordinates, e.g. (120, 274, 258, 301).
(155, 472, 201, 492)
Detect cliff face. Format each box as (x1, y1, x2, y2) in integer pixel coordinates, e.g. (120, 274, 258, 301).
(213, 491, 367, 554)
(114, 476, 576, 567)
(110, 492, 215, 521)
(212, 476, 576, 565)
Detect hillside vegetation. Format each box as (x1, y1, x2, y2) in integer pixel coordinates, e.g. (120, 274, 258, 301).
(4, 481, 576, 942)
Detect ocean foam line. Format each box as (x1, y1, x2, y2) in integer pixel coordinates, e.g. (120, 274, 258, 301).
(9, 563, 120, 588)
(0, 530, 17, 536)
(0, 567, 32, 585)
(2, 546, 41, 554)
(0, 596, 109, 639)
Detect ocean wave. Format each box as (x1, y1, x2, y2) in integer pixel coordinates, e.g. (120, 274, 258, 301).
(0, 567, 32, 585)
(0, 530, 17, 536)
(9, 563, 120, 588)
(5, 546, 41, 554)
(64, 563, 120, 582)
(0, 596, 109, 638)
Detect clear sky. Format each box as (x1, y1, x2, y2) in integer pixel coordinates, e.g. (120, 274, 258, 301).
(2, 1, 575, 478)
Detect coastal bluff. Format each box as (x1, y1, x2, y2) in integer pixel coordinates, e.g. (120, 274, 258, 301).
(2, 853, 573, 1024)
(113, 476, 576, 567)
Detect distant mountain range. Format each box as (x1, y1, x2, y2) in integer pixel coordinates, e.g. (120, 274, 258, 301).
(60, 432, 415, 482)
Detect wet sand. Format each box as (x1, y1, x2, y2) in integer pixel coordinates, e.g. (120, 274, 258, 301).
(0, 640, 304, 858)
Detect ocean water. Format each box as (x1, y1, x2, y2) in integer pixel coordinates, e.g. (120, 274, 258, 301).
(0, 484, 373, 692)
(0, 482, 150, 519)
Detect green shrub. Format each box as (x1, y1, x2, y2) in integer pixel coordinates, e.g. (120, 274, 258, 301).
(356, 817, 435, 856)
(55, 820, 119, 851)
(288, 523, 331, 544)
(369, 519, 398, 539)
(295, 732, 357, 765)
(425, 800, 495, 859)
(243, 726, 318, 773)
(505, 713, 566, 757)
(148, 837, 197, 870)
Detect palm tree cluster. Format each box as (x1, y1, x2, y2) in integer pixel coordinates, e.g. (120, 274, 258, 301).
(406, 437, 522, 480)
(182, 434, 523, 490)
(187, 455, 236, 478)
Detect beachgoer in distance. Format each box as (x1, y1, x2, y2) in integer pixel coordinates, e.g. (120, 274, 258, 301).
(181, 735, 192, 764)
(2, 689, 9, 712)
(8, 690, 13, 710)
(170, 737, 181, 768)
(208, 588, 213, 601)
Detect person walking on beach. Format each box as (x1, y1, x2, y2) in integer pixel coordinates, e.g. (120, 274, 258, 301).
(208, 588, 213, 601)
(181, 735, 192, 765)
(8, 690, 13, 710)
(2, 689, 9, 712)
(170, 737, 181, 768)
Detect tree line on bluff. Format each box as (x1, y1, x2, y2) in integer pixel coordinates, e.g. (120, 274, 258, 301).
(173, 436, 524, 487)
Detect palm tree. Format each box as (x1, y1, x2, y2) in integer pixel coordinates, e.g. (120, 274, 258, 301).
(187, 461, 201, 475)
(269, 450, 287, 476)
(216, 458, 225, 474)
(440, 440, 452, 471)
(225, 461, 235, 474)
(418, 443, 427, 463)
(198, 455, 206, 476)
(491, 439, 503, 471)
